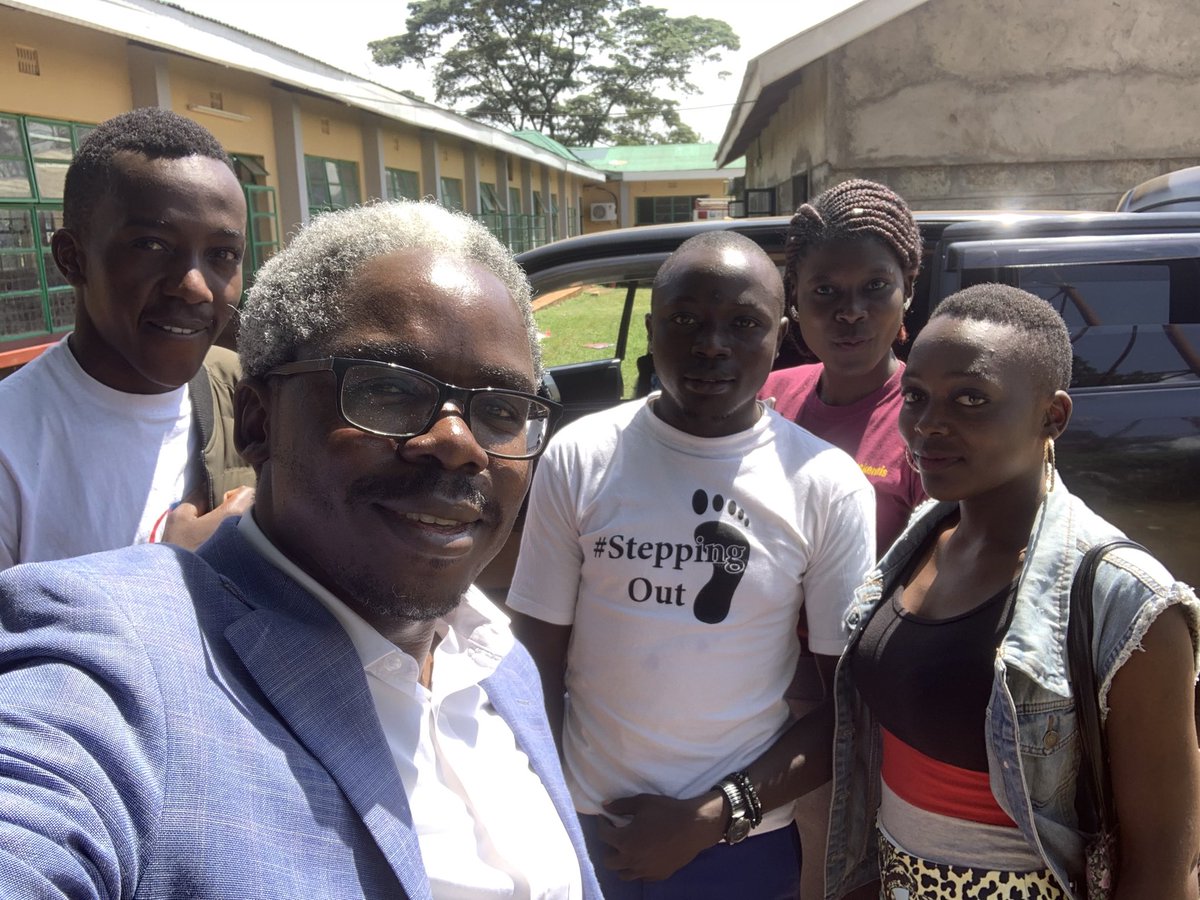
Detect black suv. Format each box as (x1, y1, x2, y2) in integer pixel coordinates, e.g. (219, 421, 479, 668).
(479, 211, 1200, 593)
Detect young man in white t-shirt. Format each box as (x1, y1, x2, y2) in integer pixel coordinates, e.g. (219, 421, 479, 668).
(0, 108, 254, 570)
(507, 231, 876, 898)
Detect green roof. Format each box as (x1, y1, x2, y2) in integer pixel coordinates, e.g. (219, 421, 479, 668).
(510, 131, 582, 162)
(568, 143, 744, 173)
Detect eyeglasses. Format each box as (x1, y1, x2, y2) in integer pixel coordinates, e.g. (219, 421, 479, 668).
(265, 357, 562, 460)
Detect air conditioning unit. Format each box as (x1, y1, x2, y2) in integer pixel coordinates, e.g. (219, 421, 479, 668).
(589, 202, 617, 222)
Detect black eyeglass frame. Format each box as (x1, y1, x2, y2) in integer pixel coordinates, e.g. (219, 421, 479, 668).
(265, 356, 563, 460)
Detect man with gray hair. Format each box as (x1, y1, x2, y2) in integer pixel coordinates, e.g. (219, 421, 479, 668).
(0, 201, 600, 900)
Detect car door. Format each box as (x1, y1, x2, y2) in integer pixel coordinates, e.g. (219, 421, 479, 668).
(520, 253, 673, 424)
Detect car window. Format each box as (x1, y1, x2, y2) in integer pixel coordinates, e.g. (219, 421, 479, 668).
(962, 260, 1200, 387)
(534, 280, 653, 399)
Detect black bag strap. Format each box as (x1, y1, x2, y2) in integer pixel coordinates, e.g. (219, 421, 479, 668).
(187, 363, 216, 509)
(1069, 538, 1144, 834)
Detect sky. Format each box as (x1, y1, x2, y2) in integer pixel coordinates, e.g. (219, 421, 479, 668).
(175, 0, 862, 143)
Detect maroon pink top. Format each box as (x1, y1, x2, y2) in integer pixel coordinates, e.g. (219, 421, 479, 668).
(762, 363, 925, 555)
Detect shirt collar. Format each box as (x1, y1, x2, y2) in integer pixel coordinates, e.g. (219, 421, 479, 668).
(236, 511, 513, 677)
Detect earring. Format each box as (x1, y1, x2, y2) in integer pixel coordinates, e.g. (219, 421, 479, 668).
(1044, 437, 1056, 492)
(904, 445, 920, 474)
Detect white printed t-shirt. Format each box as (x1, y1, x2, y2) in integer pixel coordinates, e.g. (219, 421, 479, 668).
(0, 337, 195, 569)
(507, 395, 875, 831)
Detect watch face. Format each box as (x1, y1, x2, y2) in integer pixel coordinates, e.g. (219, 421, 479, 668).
(726, 815, 752, 845)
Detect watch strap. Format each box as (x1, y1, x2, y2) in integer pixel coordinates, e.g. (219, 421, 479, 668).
(732, 771, 763, 828)
(713, 775, 751, 843)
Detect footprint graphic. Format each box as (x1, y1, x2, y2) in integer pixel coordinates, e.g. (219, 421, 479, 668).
(690, 489, 751, 625)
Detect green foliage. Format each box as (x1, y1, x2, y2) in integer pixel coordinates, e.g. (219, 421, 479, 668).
(369, 0, 737, 146)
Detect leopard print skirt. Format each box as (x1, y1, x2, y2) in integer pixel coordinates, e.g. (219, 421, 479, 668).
(878, 829, 1069, 899)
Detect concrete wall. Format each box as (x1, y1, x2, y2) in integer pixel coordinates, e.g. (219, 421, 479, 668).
(747, 0, 1200, 210)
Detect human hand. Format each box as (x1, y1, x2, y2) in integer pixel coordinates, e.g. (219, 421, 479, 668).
(162, 485, 254, 551)
(595, 790, 726, 882)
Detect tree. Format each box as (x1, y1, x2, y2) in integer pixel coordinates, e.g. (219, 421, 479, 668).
(369, 0, 738, 147)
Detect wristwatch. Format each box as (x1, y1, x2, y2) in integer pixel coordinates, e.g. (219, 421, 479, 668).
(714, 776, 752, 844)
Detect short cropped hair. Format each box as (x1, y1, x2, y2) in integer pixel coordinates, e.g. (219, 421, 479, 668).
(63, 108, 231, 233)
(931, 283, 1073, 393)
(654, 230, 784, 312)
(238, 201, 539, 380)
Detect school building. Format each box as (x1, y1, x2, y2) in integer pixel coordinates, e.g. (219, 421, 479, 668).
(570, 144, 744, 232)
(0, 0, 603, 366)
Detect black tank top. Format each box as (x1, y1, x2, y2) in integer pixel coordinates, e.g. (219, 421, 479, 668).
(851, 571, 1017, 772)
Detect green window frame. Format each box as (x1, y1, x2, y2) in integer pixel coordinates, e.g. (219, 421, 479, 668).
(386, 168, 420, 201)
(439, 176, 464, 211)
(305, 156, 361, 213)
(0, 206, 71, 342)
(1, 113, 95, 347)
(509, 186, 521, 214)
(0, 115, 34, 200)
(26, 119, 75, 200)
(243, 184, 281, 287)
(479, 182, 500, 214)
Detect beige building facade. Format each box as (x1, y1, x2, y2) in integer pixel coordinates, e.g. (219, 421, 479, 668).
(0, 0, 601, 364)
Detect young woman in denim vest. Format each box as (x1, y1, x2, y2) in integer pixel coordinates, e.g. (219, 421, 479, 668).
(825, 283, 1200, 899)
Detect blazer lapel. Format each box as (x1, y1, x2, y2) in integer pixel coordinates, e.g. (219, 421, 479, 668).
(207, 527, 433, 900)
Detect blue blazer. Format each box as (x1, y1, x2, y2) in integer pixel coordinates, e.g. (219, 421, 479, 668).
(0, 520, 601, 899)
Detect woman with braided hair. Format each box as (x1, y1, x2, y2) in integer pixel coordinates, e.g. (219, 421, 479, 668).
(762, 178, 925, 556)
(761, 179, 927, 900)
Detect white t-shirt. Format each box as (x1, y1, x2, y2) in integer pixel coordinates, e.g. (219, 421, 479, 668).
(0, 337, 195, 570)
(507, 396, 875, 829)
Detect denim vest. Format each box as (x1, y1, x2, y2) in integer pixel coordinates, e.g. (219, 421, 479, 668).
(825, 479, 1200, 900)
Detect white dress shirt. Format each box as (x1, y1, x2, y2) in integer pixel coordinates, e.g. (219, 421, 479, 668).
(239, 513, 581, 899)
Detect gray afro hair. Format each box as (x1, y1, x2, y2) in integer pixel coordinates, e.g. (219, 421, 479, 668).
(238, 200, 539, 379)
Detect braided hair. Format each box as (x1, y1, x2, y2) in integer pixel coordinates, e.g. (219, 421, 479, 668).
(783, 179, 921, 355)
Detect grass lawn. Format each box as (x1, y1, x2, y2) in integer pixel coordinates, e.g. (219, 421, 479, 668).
(534, 284, 652, 398)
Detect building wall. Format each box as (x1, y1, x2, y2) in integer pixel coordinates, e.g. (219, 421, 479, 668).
(747, 0, 1200, 210)
(478, 152, 497, 187)
(580, 176, 733, 234)
(382, 129, 423, 173)
(438, 139, 465, 181)
(752, 61, 828, 213)
(299, 102, 364, 167)
(581, 183, 621, 234)
(166, 57, 277, 182)
(0, 3, 598, 359)
(0, 7, 131, 122)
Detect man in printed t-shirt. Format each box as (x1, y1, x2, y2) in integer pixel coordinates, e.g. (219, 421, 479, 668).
(507, 231, 876, 898)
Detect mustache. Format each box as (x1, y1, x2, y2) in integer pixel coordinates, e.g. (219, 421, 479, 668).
(345, 471, 488, 510)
